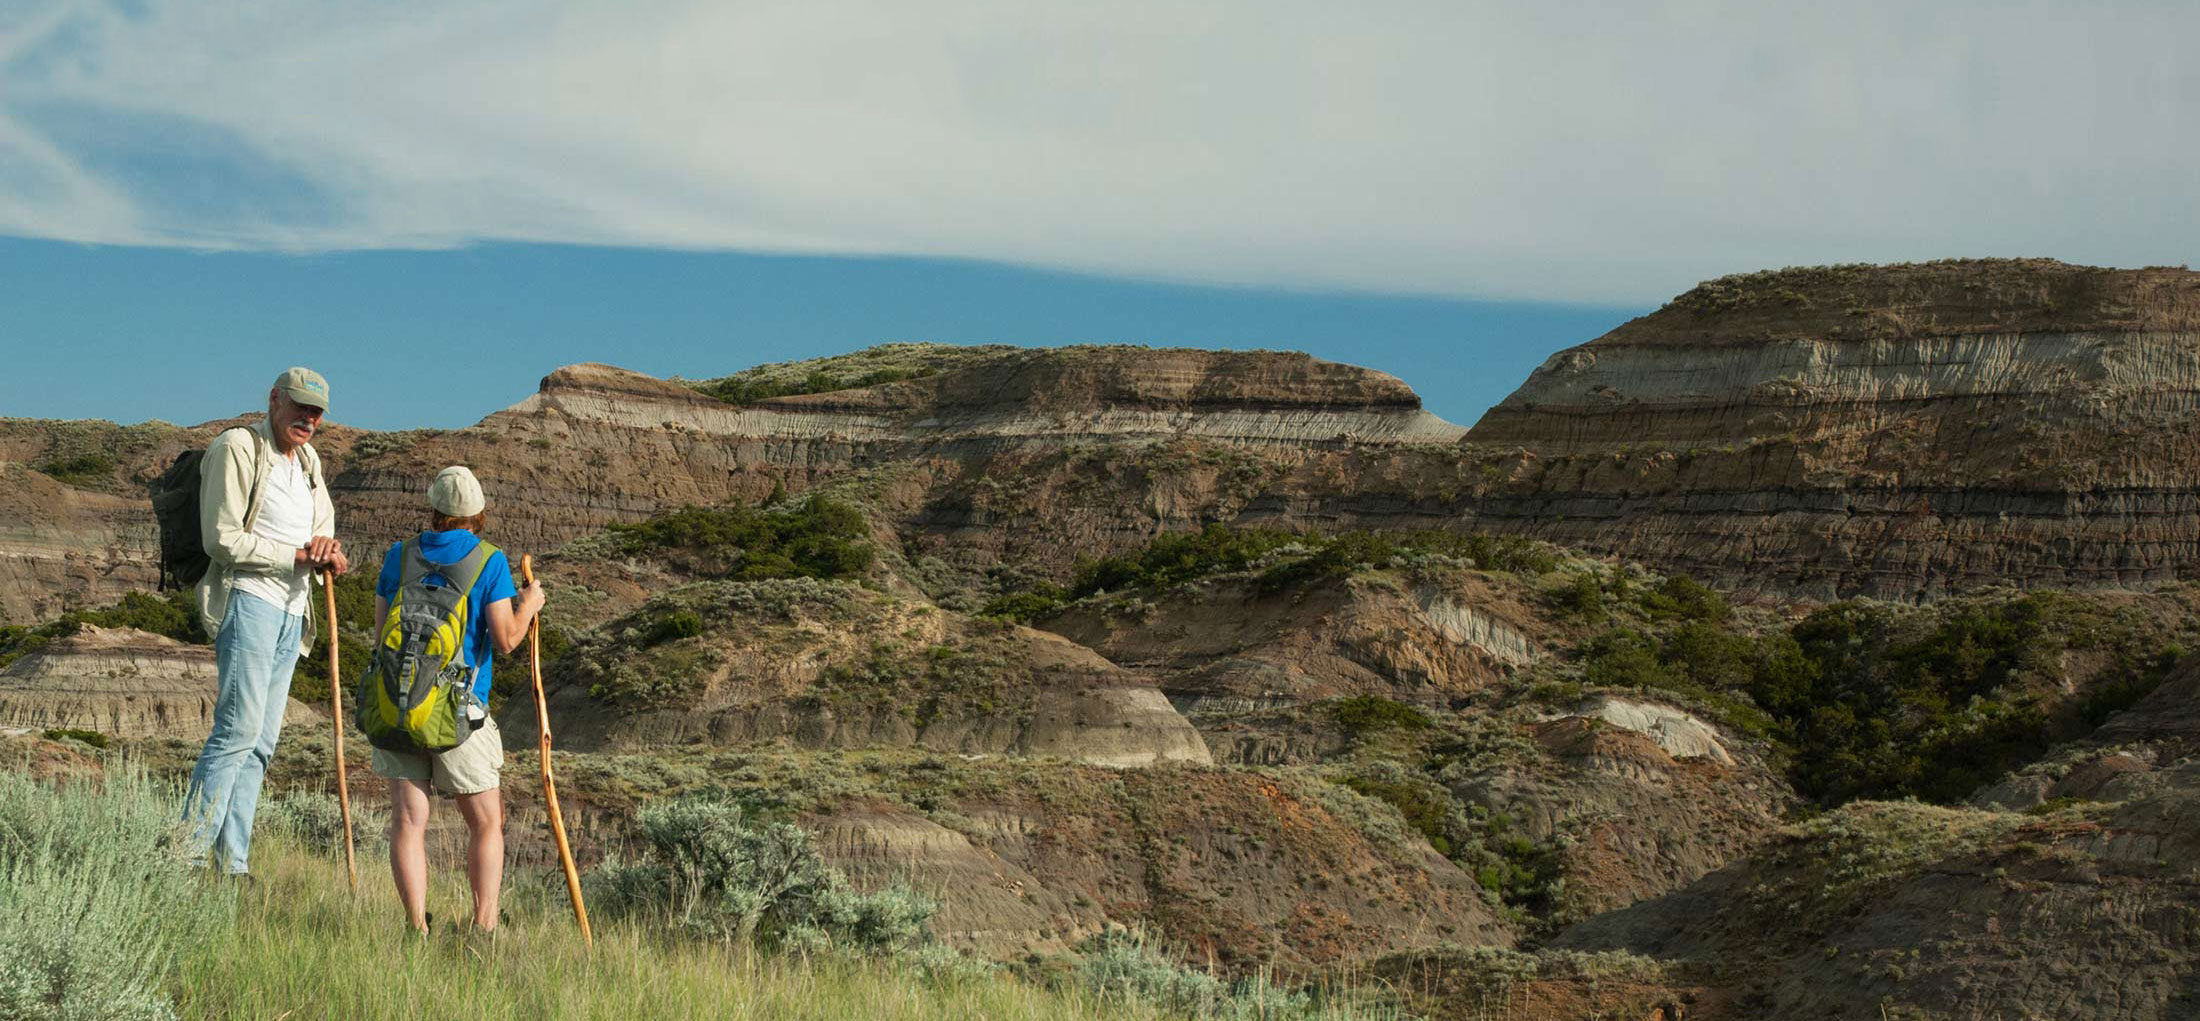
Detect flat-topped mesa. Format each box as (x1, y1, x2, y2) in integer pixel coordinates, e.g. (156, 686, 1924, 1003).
(511, 345, 1461, 445)
(1465, 260, 2200, 597)
(1475, 259, 2200, 462)
(1597, 258, 2200, 347)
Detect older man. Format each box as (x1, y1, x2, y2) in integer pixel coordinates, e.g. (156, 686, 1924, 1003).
(182, 367, 350, 878)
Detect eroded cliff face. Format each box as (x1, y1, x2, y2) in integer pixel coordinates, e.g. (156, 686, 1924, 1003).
(1468, 260, 2200, 598)
(326, 349, 1472, 588)
(0, 467, 156, 624)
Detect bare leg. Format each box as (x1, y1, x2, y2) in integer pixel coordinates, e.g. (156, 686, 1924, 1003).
(454, 788, 504, 930)
(388, 779, 432, 931)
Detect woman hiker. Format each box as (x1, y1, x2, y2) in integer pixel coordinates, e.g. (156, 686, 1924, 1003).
(370, 465, 545, 933)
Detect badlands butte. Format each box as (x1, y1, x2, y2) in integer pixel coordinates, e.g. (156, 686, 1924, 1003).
(10, 257, 2200, 1019)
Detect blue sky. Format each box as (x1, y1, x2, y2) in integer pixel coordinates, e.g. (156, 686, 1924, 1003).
(0, 237, 1638, 431)
(1, 1, 2191, 430)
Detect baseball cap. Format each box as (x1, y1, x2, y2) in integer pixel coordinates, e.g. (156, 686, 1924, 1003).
(274, 367, 331, 413)
(428, 466, 486, 517)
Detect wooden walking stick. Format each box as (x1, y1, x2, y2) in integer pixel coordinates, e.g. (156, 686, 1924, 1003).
(524, 555, 592, 947)
(321, 570, 358, 890)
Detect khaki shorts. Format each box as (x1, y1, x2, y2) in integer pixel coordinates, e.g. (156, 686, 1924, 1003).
(370, 717, 506, 795)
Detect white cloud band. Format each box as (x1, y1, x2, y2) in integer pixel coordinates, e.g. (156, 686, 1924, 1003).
(2, 0, 2193, 302)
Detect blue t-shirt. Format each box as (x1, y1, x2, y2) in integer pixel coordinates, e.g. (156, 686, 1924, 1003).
(376, 529, 517, 703)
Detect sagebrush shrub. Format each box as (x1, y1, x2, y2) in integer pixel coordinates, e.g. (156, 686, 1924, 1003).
(261, 791, 390, 856)
(1074, 930, 1391, 1020)
(586, 796, 935, 954)
(0, 764, 234, 1020)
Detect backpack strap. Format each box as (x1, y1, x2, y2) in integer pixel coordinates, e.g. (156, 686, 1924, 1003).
(398, 537, 499, 670)
(404, 538, 498, 596)
(231, 425, 272, 536)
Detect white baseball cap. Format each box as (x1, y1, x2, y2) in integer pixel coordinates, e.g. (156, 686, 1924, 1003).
(428, 466, 485, 517)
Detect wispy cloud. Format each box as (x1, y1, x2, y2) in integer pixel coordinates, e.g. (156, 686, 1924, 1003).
(2, 0, 2193, 303)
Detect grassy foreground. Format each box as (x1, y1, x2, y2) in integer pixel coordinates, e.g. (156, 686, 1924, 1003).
(175, 838, 1171, 1021)
(5, 759, 1404, 1021)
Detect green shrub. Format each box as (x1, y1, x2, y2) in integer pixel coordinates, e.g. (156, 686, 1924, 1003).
(977, 586, 1069, 623)
(609, 497, 874, 581)
(1546, 571, 1605, 619)
(1751, 594, 2189, 806)
(587, 796, 935, 955)
(1639, 574, 1728, 622)
(646, 609, 706, 645)
(42, 728, 109, 749)
(0, 763, 235, 1020)
(1080, 524, 1303, 595)
(1328, 764, 1557, 915)
(1329, 696, 1432, 738)
(1576, 628, 1676, 690)
(36, 452, 118, 487)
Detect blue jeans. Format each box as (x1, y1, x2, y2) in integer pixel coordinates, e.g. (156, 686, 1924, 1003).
(183, 591, 303, 874)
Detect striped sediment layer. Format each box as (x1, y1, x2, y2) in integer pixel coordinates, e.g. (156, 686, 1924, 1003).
(326, 347, 1469, 575)
(1465, 260, 2200, 597)
(0, 625, 321, 740)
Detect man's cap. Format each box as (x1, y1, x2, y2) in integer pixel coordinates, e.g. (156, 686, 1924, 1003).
(274, 367, 331, 413)
(428, 466, 486, 517)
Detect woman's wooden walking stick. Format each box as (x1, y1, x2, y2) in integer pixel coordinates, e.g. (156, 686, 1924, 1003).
(321, 571, 358, 890)
(523, 555, 592, 947)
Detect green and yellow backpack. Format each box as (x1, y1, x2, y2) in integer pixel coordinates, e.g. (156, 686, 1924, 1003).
(356, 537, 498, 752)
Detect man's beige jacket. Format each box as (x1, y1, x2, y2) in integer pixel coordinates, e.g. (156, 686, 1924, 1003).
(193, 418, 335, 651)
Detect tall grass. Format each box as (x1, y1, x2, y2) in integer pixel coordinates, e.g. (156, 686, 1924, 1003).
(172, 838, 1179, 1021)
(1, 764, 1408, 1020)
(0, 763, 235, 1021)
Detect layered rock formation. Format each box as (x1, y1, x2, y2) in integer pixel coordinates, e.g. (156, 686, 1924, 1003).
(0, 465, 157, 624)
(327, 348, 1468, 580)
(12, 262, 2200, 624)
(504, 577, 1212, 768)
(1468, 260, 2200, 598)
(0, 625, 321, 740)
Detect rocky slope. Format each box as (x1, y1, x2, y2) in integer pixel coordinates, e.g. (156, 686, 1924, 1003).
(796, 759, 1517, 966)
(1469, 259, 2200, 598)
(1038, 557, 1793, 928)
(1534, 655, 2200, 1019)
(1047, 566, 1544, 731)
(1555, 793, 2200, 1020)
(502, 574, 1211, 768)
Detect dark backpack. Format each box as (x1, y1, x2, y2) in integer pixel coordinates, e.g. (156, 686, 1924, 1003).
(148, 426, 317, 591)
